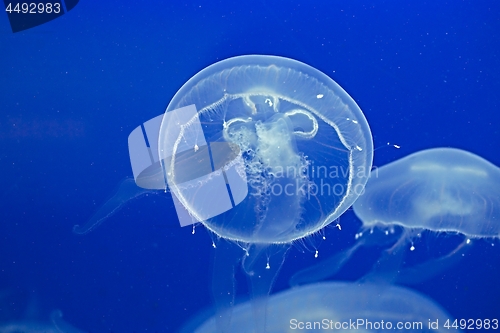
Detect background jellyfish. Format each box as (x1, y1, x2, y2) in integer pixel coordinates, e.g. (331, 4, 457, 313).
(354, 147, 500, 237)
(355, 147, 500, 281)
(0, 310, 86, 333)
(187, 281, 461, 333)
(159, 55, 373, 331)
(291, 147, 500, 286)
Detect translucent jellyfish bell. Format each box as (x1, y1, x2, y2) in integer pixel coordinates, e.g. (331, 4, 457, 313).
(159, 55, 373, 244)
(188, 281, 461, 333)
(351, 147, 500, 282)
(353, 147, 500, 237)
(291, 148, 500, 287)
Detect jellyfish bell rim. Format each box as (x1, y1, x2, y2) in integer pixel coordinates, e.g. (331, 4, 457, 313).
(160, 55, 374, 244)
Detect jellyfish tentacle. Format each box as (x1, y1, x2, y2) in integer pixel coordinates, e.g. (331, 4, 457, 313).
(211, 240, 243, 333)
(289, 242, 361, 287)
(395, 237, 471, 285)
(73, 178, 151, 235)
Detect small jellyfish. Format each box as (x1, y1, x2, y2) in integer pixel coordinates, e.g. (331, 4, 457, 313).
(291, 148, 500, 286)
(355, 147, 500, 281)
(354, 147, 500, 237)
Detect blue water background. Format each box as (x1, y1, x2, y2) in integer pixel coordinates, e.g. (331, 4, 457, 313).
(1, 1, 499, 331)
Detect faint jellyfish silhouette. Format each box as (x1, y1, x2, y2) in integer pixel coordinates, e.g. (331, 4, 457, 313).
(0, 309, 86, 333)
(0, 290, 86, 332)
(291, 147, 500, 286)
(159, 55, 373, 332)
(188, 281, 461, 333)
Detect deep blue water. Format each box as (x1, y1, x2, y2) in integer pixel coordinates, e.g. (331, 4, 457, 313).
(1, 1, 499, 332)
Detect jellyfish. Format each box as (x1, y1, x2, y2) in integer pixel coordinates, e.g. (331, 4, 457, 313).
(291, 147, 500, 286)
(159, 55, 373, 331)
(186, 281, 461, 333)
(74, 55, 373, 332)
(354, 148, 500, 237)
